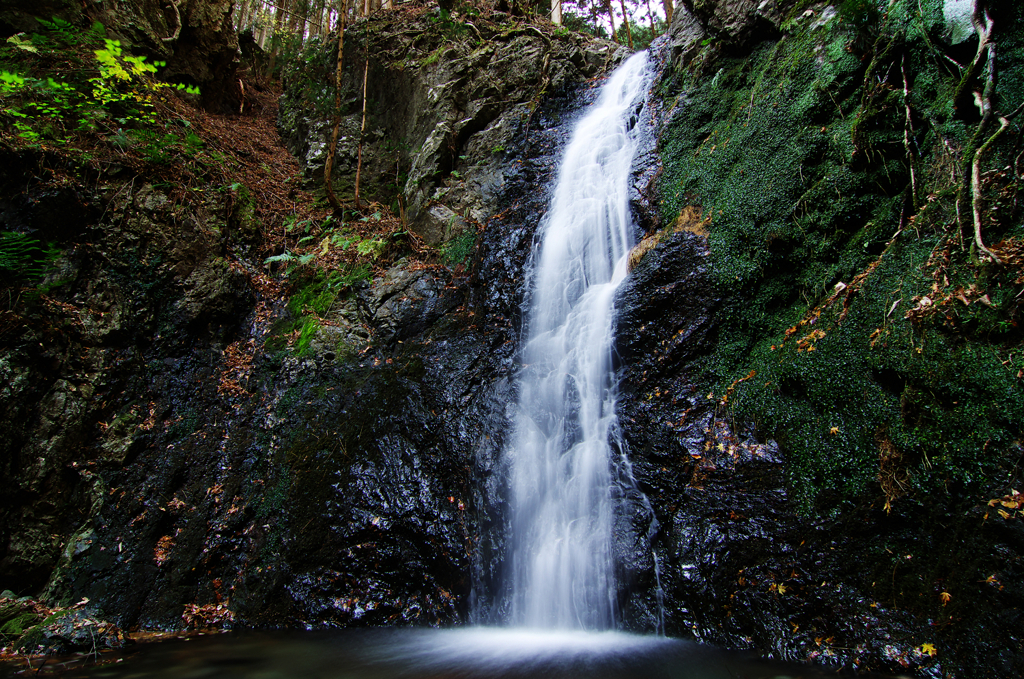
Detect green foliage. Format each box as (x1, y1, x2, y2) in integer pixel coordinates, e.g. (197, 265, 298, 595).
(266, 264, 371, 356)
(0, 232, 59, 283)
(33, 17, 104, 48)
(560, 11, 610, 40)
(838, 0, 881, 32)
(440, 229, 476, 266)
(294, 316, 321, 355)
(126, 123, 205, 164)
(0, 602, 41, 642)
(425, 10, 476, 43)
(422, 47, 443, 67)
(356, 237, 387, 259)
(614, 20, 668, 51)
(264, 215, 388, 279)
(0, 21, 199, 145)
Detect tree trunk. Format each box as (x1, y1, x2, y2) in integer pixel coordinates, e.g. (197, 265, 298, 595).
(643, 0, 658, 35)
(662, 0, 673, 25)
(236, 0, 251, 31)
(324, 0, 349, 211)
(618, 0, 633, 48)
(296, 0, 310, 43)
(265, 1, 286, 77)
(354, 54, 370, 208)
(551, 0, 561, 25)
(604, 0, 618, 43)
(256, 1, 272, 48)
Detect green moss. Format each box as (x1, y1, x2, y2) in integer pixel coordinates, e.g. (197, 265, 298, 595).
(659, 0, 1024, 511)
(265, 266, 370, 356)
(0, 603, 41, 642)
(440, 228, 477, 266)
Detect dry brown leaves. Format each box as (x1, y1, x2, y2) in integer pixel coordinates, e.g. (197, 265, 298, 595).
(181, 603, 234, 630)
(217, 338, 257, 398)
(153, 535, 174, 566)
(986, 489, 1024, 520)
(138, 402, 158, 431)
(991, 237, 1024, 284)
(149, 87, 311, 242)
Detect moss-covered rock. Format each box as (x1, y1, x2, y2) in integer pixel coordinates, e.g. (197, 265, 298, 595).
(621, 0, 1024, 674)
(657, 0, 1023, 512)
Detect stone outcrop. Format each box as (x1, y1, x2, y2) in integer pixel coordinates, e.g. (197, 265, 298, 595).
(277, 11, 624, 244)
(681, 0, 793, 46)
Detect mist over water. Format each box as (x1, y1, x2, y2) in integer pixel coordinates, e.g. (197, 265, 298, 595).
(504, 51, 652, 630)
(56, 628, 874, 679)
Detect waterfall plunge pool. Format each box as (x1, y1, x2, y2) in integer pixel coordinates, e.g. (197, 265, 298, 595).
(6, 628, 903, 678)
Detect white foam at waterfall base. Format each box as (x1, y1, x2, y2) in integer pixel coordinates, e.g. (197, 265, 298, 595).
(374, 627, 676, 672)
(505, 50, 652, 630)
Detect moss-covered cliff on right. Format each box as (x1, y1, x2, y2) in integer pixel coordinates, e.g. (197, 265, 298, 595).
(658, 0, 1023, 511)
(624, 0, 1023, 674)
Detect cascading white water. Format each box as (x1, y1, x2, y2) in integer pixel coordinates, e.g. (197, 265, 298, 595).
(506, 51, 652, 630)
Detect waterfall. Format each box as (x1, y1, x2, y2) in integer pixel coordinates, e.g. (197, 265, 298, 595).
(505, 51, 652, 630)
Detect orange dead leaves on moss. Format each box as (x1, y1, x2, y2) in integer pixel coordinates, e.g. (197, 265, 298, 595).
(779, 259, 883, 350)
(796, 328, 825, 352)
(719, 370, 756, 405)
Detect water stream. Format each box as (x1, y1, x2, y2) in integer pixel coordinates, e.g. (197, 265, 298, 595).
(504, 51, 652, 629)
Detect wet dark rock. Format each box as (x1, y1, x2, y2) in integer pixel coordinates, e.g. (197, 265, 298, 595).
(666, 3, 707, 69)
(0, 62, 598, 636)
(419, 205, 470, 247)
(357, 262, 456, 345)
(175, 257, 254, 330)
(617, 232, 718, 371)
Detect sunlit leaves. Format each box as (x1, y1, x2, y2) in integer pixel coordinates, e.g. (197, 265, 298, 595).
(5, 33, 37, 53)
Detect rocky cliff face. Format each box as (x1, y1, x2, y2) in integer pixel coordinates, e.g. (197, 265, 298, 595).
(0, 2, 624, 640)
(1, 1, 1022, 677)
(276, 11, 623, 244)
